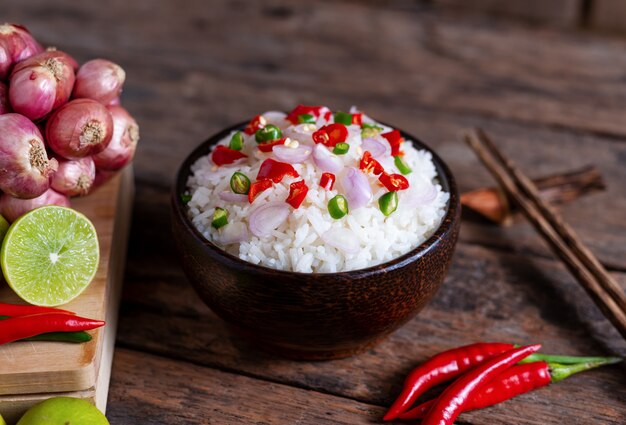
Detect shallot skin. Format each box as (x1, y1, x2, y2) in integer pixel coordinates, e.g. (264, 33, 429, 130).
(92, 105, 139, 170)
(51, 156, 96, 197)
(46, 98, 114, 159)
(0, 24, 43, 80)
(0, 113, 58, 199)
(72, 59, 125, 105)
(0, 188, 70, 222)
(0, 82, 10, 114)
(9, 50, 77, 120)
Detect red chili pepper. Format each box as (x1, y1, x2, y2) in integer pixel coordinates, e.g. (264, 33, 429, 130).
(399, 355, 620, 420)
(352, 112, 363, 126)
(421, 344, 541, 425)
(212, 145, 248, 166)
(384, 342, 514, 421)
(319, 173, 335, 190)
(0, 302, 74, 317)
(312, 123, 348, 147)
(379, 173, 409, 191)
(257, 138, 286, 153)
(244, 114, 266, 135)
(0, 313, 105, 345)
(381, 130, 404, 156)
(285, 105, 329, 125)
(286, 180, 309, 209)
(248, 179, 273, 203)
(256, 158, 299, 183)
(359, 151, 385, 176)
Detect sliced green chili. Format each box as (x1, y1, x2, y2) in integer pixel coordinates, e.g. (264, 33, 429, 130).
(229, 131, 245, 151)
(333, 142, 350, 155)
(361, 122, 384, 138)
(297, 113, 315, 124)
(211, 207, 229, 229)
(394, 155, 412, 175)
(334, 111, 353, 125)
(379, 191, 398, 216)
(230, 172, 251, 194)
(255, 124, 282, 143)
(328, 195, 349, 219)
(181, 193, 192, 204)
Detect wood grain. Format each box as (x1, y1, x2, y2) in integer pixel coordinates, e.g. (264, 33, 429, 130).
(434, 0, 582, 28)
(108, 348, 387, 425)
(590, 0, 626, 33)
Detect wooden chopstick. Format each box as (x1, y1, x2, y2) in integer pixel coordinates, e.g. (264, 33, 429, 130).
(464, 128, 626, 340)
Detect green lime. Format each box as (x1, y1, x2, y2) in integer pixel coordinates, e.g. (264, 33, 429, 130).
(1, 206, 99, 307)
(0, 214, 9, 242)
(17, 397, 109, 425)
(0, 413, 6, 425)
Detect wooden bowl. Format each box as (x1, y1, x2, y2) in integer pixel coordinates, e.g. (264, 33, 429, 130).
(171, 122, 461, 360)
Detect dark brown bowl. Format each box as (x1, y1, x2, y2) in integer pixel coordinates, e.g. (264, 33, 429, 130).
(171, 121, 461, 360)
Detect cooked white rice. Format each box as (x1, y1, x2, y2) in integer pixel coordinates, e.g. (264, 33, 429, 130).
(186, 107, 449, 273)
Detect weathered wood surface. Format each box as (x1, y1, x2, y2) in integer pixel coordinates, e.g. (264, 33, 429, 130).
(590, 0, 626, 34)
(1, 0, 625, 424)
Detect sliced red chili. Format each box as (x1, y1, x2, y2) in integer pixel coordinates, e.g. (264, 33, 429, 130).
(379, 172, 409, 191)
(212, 145, 248, 166)
(248, 179, 273, 203)
(382, 130, 404, 156)
(352, 112, 363, 126)
(312, 123, 348, 147)
(256, 158, 299, 183)
(244, 114, 266, 135)
(257, 138, 286, 153)
(286, 105, 328, 124)
(319, 172, 335, 190)
(286, 180, 309, 209)
(359, 151, 385, 175)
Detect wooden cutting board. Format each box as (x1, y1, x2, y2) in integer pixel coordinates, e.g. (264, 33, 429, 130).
(0, 167, 134, 424)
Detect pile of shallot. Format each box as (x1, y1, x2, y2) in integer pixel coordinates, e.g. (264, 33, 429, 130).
(0, 24, 139, 221)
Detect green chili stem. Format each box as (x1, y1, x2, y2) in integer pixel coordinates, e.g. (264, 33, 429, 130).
(522, 352, 623, 365)
(549, 358, 622, 383)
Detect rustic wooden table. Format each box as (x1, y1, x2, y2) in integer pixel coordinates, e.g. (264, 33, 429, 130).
(2, 1, 625, 424)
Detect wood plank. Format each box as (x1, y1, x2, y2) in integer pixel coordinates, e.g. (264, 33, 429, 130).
(116, 235, 626, 424)
(2, 0, 626, 143)
(434, 0, 582, 28)
(107, 348, 386, 425)
(590, 0, 626, 34)
(0, 168, 133, 420)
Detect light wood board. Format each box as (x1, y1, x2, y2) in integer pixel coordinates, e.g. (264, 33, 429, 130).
(0, 167, 134, 423)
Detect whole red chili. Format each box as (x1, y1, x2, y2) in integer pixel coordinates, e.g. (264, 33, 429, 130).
(0, 313, 105, 345)
(421, 344, 541, 425)
(399, 356, 621, 419)
(0, 302, 74, 317)
(244, 114, 266, 135)
(257, 138, 286, 153)
(285, 105, 329, 124)
(384, 342, 514, 421)
(212, 145, 248, 166)
(359, 151, 385, 176)
(379, 173, 409, 191)
(312, 123, 348, 147)
(319, 172, 335, 190)
(256, 158, 299, 183)
(248, 179, 273, 203)
(382, 130, 404, 156)
(286, 180, 309, 209)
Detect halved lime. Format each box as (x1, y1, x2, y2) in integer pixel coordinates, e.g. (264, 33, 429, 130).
(0, 413, 6, 425)
(17, 397, 109, 425)
(1, 206, 100, 307)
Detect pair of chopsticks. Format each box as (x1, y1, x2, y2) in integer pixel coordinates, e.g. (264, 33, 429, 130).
(465, 128, 626, 340)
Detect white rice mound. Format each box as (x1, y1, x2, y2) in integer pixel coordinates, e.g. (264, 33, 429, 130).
(186, 108, 449, 273)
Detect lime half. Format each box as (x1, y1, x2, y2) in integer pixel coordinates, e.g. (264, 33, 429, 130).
(0, 413, 6, 425)
(17, 397, 109, 425)
(1, 206, 100, 307)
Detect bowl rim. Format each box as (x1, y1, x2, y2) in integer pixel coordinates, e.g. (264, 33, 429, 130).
(171, 119, 460, 279)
